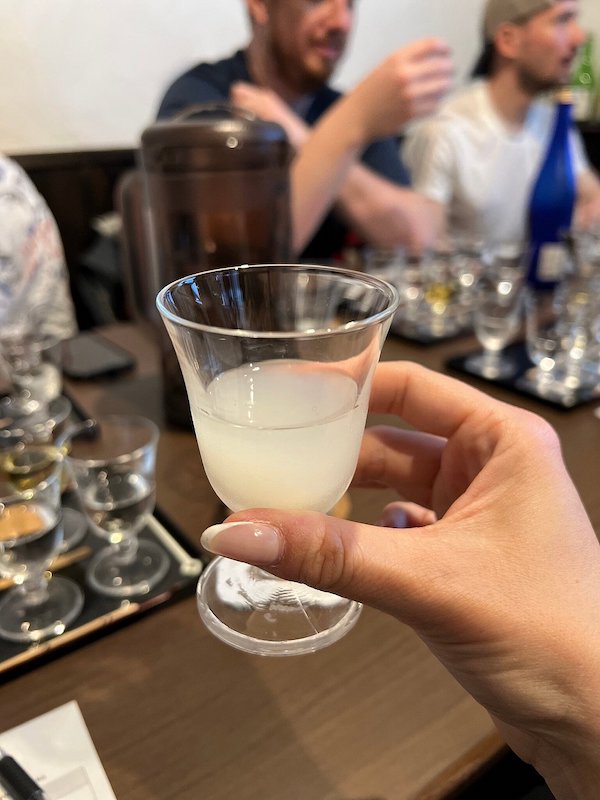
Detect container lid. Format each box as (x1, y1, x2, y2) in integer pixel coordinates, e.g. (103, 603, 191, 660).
(141, 104, 291, 172)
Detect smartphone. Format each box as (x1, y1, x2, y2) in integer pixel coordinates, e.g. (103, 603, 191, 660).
(62, 332, 136, 379)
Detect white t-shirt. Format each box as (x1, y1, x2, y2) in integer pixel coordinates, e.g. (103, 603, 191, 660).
(402, 80, 589, 246)
(0, 155, 77, 340)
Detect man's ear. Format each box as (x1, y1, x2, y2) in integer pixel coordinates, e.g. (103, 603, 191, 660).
(246, 0, 269, 27)
(494, 22, 523, 61)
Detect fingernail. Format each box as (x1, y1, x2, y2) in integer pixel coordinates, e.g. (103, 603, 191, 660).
(200, 522, 283, 565)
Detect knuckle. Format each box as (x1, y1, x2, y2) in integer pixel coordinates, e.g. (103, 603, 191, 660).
(296, 521, 355, 593)
(516, 409, 561, 452)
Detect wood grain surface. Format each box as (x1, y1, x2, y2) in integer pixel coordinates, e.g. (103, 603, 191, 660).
(1, 321, 597, 800)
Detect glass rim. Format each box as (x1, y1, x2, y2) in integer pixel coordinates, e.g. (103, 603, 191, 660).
(155, 263, 400, 338)
(64, 414, 159, 469)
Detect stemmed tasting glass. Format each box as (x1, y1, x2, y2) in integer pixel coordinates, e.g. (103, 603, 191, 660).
(449, 236, 485, 317)
(524, 286, 599, 402)
(0, 471, 84, 642)
(157, 264, 399, 656)
(0, 327, 62, 416)
(418, 248, 461, 338)
(0, 395, 88, 552)
(66, 415, 169, 597)
(466, 245, 525, 379)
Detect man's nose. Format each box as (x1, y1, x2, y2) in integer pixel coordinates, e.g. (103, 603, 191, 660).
(325, 0, 353, 33)
(571, 21, 587, 49)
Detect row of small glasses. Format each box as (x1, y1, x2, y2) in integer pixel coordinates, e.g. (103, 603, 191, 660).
(518, 227, 600, 397)
(0, 412, 168, 643)
(365, 239, 600, 398)
(364, 241, 487, 340)
(466, 245, 600, 401)
(522, 268, 600, 402)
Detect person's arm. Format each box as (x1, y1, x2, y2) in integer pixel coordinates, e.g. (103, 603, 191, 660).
(199, 362, 600, 800)
(333, 164, 446, 252)
(231, 81, 444, 252)
(288, 39, 453, 253)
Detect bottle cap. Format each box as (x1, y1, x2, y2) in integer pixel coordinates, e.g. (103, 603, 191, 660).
(556, 86, 573, 104)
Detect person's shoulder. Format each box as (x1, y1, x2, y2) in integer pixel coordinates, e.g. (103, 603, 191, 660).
(157, 50, 250, 118)
(0, 153, 22, 186)
(176, 50, 250, 89)
(0, 153, 39, 203)
(440, 81, 486, 123)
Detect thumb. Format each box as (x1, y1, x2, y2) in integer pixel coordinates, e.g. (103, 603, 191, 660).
(200, 508, 432, 617)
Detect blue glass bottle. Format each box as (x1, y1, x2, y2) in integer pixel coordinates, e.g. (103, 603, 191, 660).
(527, 88, 576, 289)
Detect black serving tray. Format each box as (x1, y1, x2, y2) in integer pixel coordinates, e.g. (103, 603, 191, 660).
(0, 392, 209, 682)
(0, 493, 206, 682)
(447, 341, 600, 410)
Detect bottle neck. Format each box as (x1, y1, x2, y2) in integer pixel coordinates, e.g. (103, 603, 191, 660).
(550, 101, 572, 144)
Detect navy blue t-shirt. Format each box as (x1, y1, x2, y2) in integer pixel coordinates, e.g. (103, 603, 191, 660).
(157, 50, 410, 260)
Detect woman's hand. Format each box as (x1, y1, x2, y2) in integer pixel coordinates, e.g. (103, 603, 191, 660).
(201, 362, 600, 799)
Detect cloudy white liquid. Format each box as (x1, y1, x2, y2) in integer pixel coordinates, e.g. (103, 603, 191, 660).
(190, 360, 368, 512)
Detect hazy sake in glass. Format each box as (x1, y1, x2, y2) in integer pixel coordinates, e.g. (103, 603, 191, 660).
(157, 264, 398, 656)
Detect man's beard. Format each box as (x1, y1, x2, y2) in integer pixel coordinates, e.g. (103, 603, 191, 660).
(271, 41, 339, 95)
(516, 57, 574, 96)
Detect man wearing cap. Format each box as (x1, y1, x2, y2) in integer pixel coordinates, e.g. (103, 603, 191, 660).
(403, 0, 600, 246)
(156, 0, 452, 259)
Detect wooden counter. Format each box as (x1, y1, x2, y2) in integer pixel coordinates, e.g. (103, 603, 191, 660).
(2, 321, 598, 800)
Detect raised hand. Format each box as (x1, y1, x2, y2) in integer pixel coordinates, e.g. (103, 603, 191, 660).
(201, 362, 600, 799)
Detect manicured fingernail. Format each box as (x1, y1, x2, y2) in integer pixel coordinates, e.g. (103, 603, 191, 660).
(200, 522, 283, 565)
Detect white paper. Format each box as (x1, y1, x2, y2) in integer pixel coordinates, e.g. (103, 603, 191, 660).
(0, 701, 116, 800)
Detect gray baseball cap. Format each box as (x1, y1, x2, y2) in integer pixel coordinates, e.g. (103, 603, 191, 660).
(484, 0, 556, 40)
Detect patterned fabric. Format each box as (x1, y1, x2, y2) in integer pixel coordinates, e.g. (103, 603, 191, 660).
(0, 154, 77, 340)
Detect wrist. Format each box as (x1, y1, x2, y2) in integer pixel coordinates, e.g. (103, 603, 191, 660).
(536, 739, 600, 800)
(534, 666, 600, 800)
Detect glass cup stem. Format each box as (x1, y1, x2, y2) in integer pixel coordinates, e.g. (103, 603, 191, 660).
(111, 535, 139, 565)
(482, 347, 501, 370)
(21, 573, 50, 606)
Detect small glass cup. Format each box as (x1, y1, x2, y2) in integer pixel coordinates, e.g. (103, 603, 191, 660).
(466, 244, 525, 379)
(0, 472, 84, 642)
(0, 396, 88, 552)
(525, 288, 599, 400)
(67, 415, 169, 597)
(157, 263, 399, 656)
(417, 248, 462, 339)
(0, 330, 62, 415)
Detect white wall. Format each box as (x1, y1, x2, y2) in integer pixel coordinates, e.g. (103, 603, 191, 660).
(1, 0, 598, 155)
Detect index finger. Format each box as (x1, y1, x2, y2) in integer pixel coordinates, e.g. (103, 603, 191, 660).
(369, 361, 510, 439)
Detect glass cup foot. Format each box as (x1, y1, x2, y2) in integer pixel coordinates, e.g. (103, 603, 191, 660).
(86, 539, 169, 598)
(197, 556, 362, 656)
(465, 352, 517, 380)
(0, 575, 84, 643)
